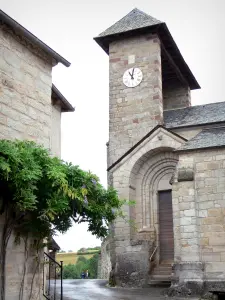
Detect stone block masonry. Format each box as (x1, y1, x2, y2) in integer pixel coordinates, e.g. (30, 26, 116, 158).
(163, 85, 191, 110)
(194, 150, 225, 280)
(170, 149, 225, 295)
(98, 238, 112, 279)
(0, 25, 53, 149)
(108, 34, 163, 166)
(0, 24, 55, 300)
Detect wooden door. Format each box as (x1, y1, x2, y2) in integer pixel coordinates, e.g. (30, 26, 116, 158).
(158, 190, 174, 262)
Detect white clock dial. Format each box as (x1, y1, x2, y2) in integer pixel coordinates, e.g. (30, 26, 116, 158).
(123, 67, 143, 88)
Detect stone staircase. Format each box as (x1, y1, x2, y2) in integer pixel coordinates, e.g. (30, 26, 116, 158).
(149, 261, 172, 285)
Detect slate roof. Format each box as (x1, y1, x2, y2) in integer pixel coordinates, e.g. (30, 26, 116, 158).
(0, 9, 70, 67)
(177, 127, 225, 151)
(94, 8, 200, 90)
(49, 238, 60, 251)
(52, 84, 74, 112)
(164, 102, 225, 129)
(98, 8, 162, 37)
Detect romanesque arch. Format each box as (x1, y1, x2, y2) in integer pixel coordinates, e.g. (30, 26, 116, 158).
(129, 148, 178, 252)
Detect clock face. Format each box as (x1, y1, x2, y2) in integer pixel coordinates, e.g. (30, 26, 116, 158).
(123, 67, 143, 88)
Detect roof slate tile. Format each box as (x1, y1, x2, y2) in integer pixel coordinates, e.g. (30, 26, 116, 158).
(177, 127, 225, 151)
(98, 8, 162, 38)
(164, 102, 225, 129)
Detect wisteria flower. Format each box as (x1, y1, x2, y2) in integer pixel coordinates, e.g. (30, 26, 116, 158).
(111, 208, 116, 215)
(84, 196, 88, 206)
(91, 178, 97, 185)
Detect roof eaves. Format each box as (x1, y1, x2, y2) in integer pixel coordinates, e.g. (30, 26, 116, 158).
(165, 121, 225, 130)
(49, 238, 61, 251)
(94, 21, 200, 90)
(52, 84, 75, 112)
(0, 9, 71, 67)
(157, 23, 200, 90)
(93, 23, 161, 55)
(175, 144, 225, 153)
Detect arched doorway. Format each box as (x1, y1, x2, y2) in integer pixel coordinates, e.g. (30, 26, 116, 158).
(129, 149, 178, 264)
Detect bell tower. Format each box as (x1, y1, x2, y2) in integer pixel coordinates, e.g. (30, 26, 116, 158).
(94, 8, 200, 168)
(94, 8, 200, 288)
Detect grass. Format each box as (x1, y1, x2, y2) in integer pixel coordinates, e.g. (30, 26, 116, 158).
(56, 252, 98, 265)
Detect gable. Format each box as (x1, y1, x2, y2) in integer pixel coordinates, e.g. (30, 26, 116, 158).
(108, 125, 186, 172)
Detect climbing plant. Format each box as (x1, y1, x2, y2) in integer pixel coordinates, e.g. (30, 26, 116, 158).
(0, 139, 125, 299)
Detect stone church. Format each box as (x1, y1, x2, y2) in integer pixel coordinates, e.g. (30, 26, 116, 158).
(95, 8, 225, 294)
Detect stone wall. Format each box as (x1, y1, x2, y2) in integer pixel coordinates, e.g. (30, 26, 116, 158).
(5, 231, 44, 300)
(171, 148, 225, 294)
(109, 127, 185, 287)
(108, 34, 163, 166)
(163, 84, 191, 110)
(195, 149, 225, 281)
(0, 25, 53, 149)
(0, 25, 58, 300)
(51, 104, 61, 157)
(98, 238, 111, 279)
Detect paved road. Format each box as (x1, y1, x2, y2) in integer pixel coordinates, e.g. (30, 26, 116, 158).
(53, 279, 170, 300)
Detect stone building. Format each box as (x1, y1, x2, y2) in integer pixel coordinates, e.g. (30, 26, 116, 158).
(95, 8, 225, 295)
(0, 9, 74, 299)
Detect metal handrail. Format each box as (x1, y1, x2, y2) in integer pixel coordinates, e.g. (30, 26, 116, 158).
(44, 251, 62, 268)
(149, 246, 158, 261)
(43, 251, 63, 300)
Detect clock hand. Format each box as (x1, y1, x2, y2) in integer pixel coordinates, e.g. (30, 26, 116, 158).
(129, 69, 135, 80)
(128, 71, 133, 79)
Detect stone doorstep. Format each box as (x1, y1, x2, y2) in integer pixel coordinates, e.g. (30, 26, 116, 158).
(150, 274, 171, 281)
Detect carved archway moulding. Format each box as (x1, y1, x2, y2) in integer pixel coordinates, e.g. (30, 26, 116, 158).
(129, 149, 178, 241)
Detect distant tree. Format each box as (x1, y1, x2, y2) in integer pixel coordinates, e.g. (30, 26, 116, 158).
(59, 250, 66, 253)
(63, 264, 79, 279)
(68, 250, 73, 253)
(77, 256, 87, 264)
(77, 247, 86, 253)
(63, 254, 99, 279)
(88, 254, 99, 278)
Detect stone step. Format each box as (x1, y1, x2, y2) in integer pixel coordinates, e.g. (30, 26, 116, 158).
(152, 269, 171, 276)
(152, 263, 172, 275)
(151, 274, 171, 279)
(148, 280, 171, 286)
(148, 274, 171, 286)
(154, 265, 171, 271)
(160, 260, 173, 264)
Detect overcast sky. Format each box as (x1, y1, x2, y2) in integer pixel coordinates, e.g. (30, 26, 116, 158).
(1, 0, 225, 251)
